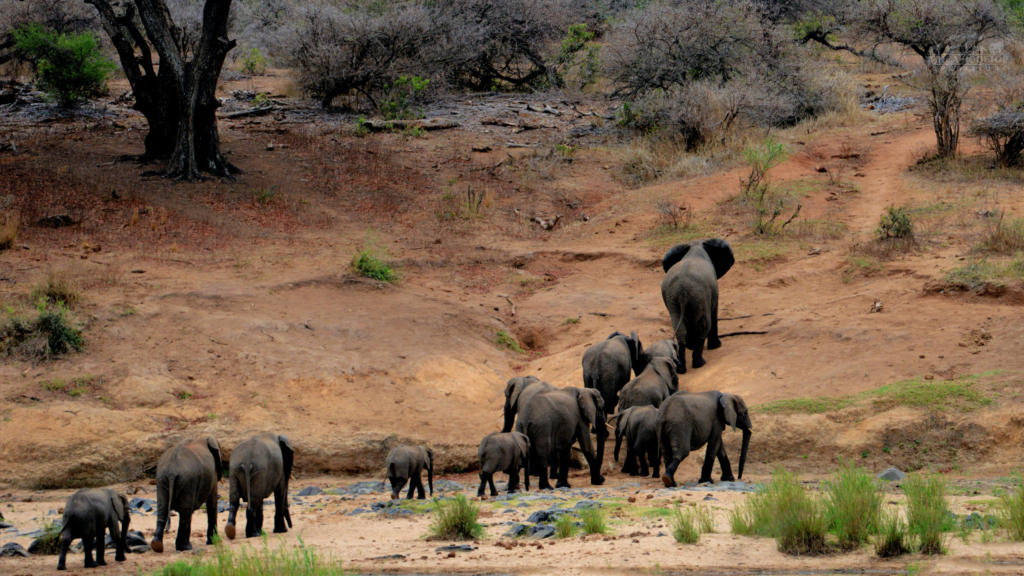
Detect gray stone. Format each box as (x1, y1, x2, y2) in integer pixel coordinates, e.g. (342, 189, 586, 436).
(527, 524, 556, 539)
(435, 544, 476, 553)
(0, 542, 29, 557)
(433, 480, 466, 492)
(878, 467, 907, 481)
(0, 523, 13, 529)
(126, 530, 148, 547)
(298, 486, 323, 497)
(371, 553, 406, 560)
(502, 524, 528, 538)
(503, 509, 515, 514)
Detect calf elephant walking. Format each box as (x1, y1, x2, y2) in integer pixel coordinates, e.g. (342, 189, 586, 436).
(657, 391, 752, 487)
(56, 488, 129, 571)
(385, 445, 433, 500)
(225, 432, 294, 539)
(477, 431, 530, 497)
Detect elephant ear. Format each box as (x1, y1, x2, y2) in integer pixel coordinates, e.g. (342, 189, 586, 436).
(652, 358, 679, 393)
(702, 238, 735, 279)
(629, 331, 644, 368)
(606, 331, 625, 341)
(512, 432, 530, 458)
(662, 243, 692, 272)
(110, 491, 127, 521)
(278, 435, 294, 481)
(616, 407, 634, 435)
(508, 378, 530, 410)
(720, 393, 739, 432)
(206, 437, 223, 481)
(577, 389, 601, 426)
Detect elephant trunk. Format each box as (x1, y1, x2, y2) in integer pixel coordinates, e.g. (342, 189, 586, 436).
(427, 455, 434, 497)
(614, 431, 622, 463)
(501, 401, 516, 434)
(738, 428, 751, 480)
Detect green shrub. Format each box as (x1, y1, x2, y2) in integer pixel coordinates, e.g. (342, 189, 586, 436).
(903, 474, 950, 555)
(873, 507, 911, 558)
(580, 506, 609, 535)
(876, 205, 913, 240)
(149, 536, 343, 576)
(240, 47, 268, 76)
(428, 495, 484, 541)
(823, 462, 881, 550)
(495, 330, 525, 353)
(1, 300, 84, 360)
(999, 478, 1024, 541)
(351, 234, 397, 283)
(380, 76, 429, 120)
(670, 505, 711, 544)
(32, 520, 62, 555)
(730, 469, 830, 555)
(12, 23, 116, 108)
(554, 514, 579, 539)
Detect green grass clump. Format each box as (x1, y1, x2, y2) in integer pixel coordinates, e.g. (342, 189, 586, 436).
(495, 330, 524, 353)
(580, 506, 609, 535)
(730, 469, 830, 555)
(670, 504, 713, 544)
(823, 462, 881, 550)
(903, 474, 950, 555)
(1, 301, 84, 360)
(755, 396, 855, 414)
(149, 536, 343, 576)
(428, 495, 484, 541)
(31, 520, 63, 555)
(352, 249, 397, 282)
(554, 514, 579, 539)
(873, 507, 911, 558)
(998, 478, 1024, 541)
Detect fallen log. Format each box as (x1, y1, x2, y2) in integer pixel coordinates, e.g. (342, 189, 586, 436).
(363, 118, 460, 132)
(225, 105, 275, 119)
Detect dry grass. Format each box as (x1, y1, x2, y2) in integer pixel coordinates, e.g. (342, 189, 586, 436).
(0, 212, 18, 250)
(30, 268, 81, 307)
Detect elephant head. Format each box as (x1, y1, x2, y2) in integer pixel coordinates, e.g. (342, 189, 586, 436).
(510, 431, 531, 491)
(719, 393, 752, 479)
(662, 238, 735, 279)
(278, 435, 294, 528)
(206, 437, 223, 481)
(503, 376, 541, 432)
(420, 446, 434, 497)
(610, 406, 636, 462)
(576, 388, 608, 482)
(649, 357, 679, 394)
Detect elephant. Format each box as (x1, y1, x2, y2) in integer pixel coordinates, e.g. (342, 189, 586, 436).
(151, 436, 222, 553)
(477, 431, 531, 497)
(640, 339, 680, 369)
(582, 331, 644, 414)
(225, 432, 294, 540)
(616, 357, 679, 413)
(516, 386, 607, 490)
(385, 445, 433, 500)
(501, 376, 552, 433)
(656, 390, 752, 487)
(660, 239, 735, 372)
(610, 406, 660, 477)
(56, 488, 129, 571)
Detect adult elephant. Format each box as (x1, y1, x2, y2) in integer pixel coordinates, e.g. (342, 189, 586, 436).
(617, 357, 679, 413)
(656, 391, 752, 487)
(225, 432, 294, 540)
(151, 437, 222, 553)
(661, 239, 734, 372)
(516, 386, 606, 490)
(611, 405, 660, 477)
(582, 331, 643, 414)
(501, 376, 555, 433)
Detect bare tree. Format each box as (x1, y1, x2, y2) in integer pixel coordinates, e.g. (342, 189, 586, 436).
(797, 0, 1009, 157)
(83, 0, 237, 180)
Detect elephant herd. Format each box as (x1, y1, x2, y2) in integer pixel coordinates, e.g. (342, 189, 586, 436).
(53, 238, 748, 570)
(390, 239, 753, 502)
(54, 432, 292, 570)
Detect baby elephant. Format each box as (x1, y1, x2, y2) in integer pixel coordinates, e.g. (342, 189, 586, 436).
(57, 488, 129, 571)
(477, 431, 530, 497)
(225, 432, 294, 540)
(385, 445, 433, 500)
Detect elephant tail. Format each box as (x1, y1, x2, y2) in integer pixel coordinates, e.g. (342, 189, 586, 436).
(162, 475, 175, 533)
(244, 465, 253, 509)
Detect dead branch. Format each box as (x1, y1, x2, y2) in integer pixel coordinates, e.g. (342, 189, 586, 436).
(588, 312, 613, 317)
(719, 331, 768, 337)
(719, 313, 775, 321)
(225, 105, 276, 119)
(363, 118, 460, 132)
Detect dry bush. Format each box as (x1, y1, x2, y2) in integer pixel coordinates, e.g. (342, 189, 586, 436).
(978, 212, 1024, 254)
(620, 139, 717, 186)
(0, 211, 17, 250)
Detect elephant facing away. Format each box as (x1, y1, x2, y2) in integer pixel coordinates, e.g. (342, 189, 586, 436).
(611, 406, 660, 477)
(582, 331, 643, 414)
(617, 357, 679, 413)
(661, 239, 735, 372)
(477, 431, 530, 497)
(501, 376, 551, 433)
(151, 437, 222, 553)
(516, 386, 607, 490)
(57, 488, 129, 571)
(385, 445, 433, 500)
(640, 339, 680, 370)
(656, 391, 752, 487)
(225, 432, 294, 540)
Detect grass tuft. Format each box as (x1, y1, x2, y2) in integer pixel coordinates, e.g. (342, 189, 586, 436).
(351, 231, 398, 283)
(903, 474, 950, 555)
(873, 507, 911, 558)
(580, 506, 609, 535)
(670, 504, 713, 544)
(31, 520, 62, 555)
(149, 535, 343, 576)
(730, 469, 830, 555)
(823, 461, 881, 550)
(0, 213, 18, 251)
(998, 478, 1024, 541)
(1, 301, 84, 360)
(554, 514, 579, 539)
(30, 268, 80, 307)
(428, 495, 484, 541)
(495, 330, 525, 353)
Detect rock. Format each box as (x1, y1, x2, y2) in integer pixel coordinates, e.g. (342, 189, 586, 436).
(113, 375, 180, 408)
(573, 500, 600, 509)
(628, 496, 636, 503)
(126, 530, 148, 547)
(502, 524, 528, 538)
(129, 497, 157, 513)
(703, 495, 718, 501)
(0, 542, 29, 557)
(878, 467, 907, 481)
(435, 544, 476, 553)
(330, 481, 387, 496)
(0, 522, 12, 529)
(527, 524, 556, 539)
(433, 480, 465, 492)
(298, 486, 322, 497)
(503, 509, 515, 514)
(371, 553, 406, 560)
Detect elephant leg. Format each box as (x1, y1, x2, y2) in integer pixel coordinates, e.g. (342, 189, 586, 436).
(507, 469, 519, 494)
(95, 524, 106, 566)
(405, 476, 416, 500)
(251, 500, 266, 537)
(699, 434, 722, 484)
(536, 454, 553, 490)
(623, 444, 638, 476)
(206, 491, 219, 544)
(707, 300, 722, 350)
(638, 445, 650, 477)
(389, 476, 405, 500)
(226, 479, 240, 540)
(716, 439, 735, 482)
(274, 485, 288, 534)
(548, 450, 559, 484)
(110, 517, 126, 562)
(691, 338, 706, 369)
(415, 474, 426, 500)
(82, 534, 96, 568)
(661, 432, 689, 488)
(649, 443, 661, 479)
(477, 472, 488, 497)
(555, 447, 572, 488)
(488, 472, 499, 497)
(57, 529, 72, 570)
(176, 507, 194, 551)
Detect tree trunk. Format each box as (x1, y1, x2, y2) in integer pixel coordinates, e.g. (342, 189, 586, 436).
(86, 0, 236, 180)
